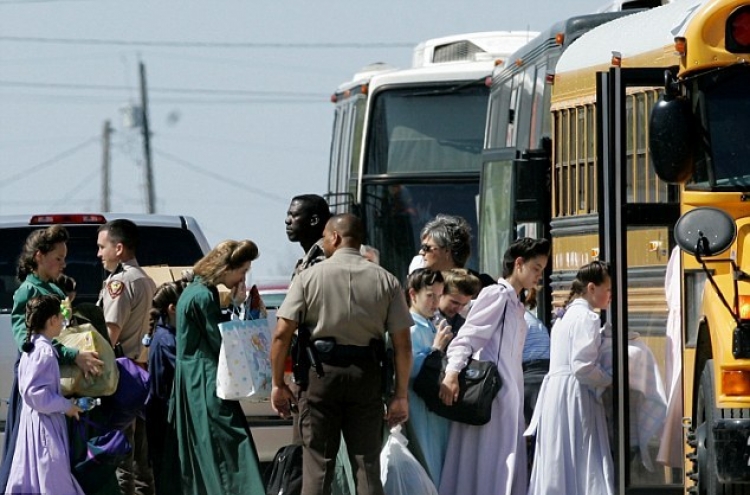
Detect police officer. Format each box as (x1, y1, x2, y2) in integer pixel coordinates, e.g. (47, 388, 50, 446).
(271, 213, 413, 495)
(97, 219, 156, 495)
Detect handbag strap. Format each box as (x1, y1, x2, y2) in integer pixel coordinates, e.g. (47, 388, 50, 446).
(495, 287, 509, 363)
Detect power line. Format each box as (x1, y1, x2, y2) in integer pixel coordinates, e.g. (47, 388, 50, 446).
(1, 137, 98, 187)
(0, 35, 414, 49)
(153, 147, 288, 204)
(0, 80, 327, 98)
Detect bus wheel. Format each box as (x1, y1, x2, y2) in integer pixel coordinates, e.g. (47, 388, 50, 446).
(695, 359, 750, 495)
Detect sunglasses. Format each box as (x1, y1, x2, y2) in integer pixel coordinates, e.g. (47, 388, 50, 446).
(420, 244, 441, 253)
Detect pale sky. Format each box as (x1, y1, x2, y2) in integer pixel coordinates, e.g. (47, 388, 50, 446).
(1, 0, 611, 280)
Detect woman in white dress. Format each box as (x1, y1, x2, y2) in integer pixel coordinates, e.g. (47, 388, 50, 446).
(526, 260, 614, 495)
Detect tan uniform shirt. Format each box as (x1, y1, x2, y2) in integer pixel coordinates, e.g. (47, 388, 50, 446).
(278, 247, 413, 346)
(100, 258, 156, 363)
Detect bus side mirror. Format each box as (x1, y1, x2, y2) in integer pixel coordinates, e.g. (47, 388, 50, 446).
(649, 95, 694, 184)
(674, 207, 736, 257)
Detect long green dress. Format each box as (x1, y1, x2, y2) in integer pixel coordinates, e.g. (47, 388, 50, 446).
(171, 277, 264, 495)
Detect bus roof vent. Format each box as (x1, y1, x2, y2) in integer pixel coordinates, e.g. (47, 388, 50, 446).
(432, 40, 484, 64)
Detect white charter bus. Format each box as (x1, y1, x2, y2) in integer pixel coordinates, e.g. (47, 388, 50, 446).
(327, 31, 537, 277)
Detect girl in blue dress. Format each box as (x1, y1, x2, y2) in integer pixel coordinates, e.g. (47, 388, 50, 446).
(7, 294, 84, 494)
(406, 268, 454, 484)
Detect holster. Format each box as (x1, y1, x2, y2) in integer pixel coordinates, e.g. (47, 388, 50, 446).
(371, 338, 394, 399)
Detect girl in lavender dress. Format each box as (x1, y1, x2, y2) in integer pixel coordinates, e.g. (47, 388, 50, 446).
(7, 294, 85, 495)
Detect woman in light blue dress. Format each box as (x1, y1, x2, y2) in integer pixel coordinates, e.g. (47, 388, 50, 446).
(406, 268, 453, 484)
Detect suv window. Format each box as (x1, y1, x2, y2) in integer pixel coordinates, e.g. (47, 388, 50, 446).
(0, 225, 205, 312)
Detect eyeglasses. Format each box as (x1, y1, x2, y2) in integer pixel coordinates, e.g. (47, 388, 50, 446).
(420, 244, 440, 253)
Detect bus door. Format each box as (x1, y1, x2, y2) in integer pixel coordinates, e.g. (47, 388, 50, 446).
(597, 67, 682, 494)
(478, 147, 552, 328)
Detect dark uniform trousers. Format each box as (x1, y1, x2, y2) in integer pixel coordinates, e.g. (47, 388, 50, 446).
(298, 355, 384, 495)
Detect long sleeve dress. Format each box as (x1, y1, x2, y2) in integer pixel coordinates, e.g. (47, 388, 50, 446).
(146, 321, 180, 495)
(438, 280, 527, 495)
(7, 334, 85, 495)
(171, 277, 264, 495)
(407, 311, 450, 485)
(0, 274, 74, 492)
(526, 298, 614, 495)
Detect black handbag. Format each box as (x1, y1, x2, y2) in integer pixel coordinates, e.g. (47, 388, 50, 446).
(413, 350, 501, 425)
(412, 298, 507, 426)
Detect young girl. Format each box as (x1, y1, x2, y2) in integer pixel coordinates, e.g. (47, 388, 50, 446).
(7, 294, 85, 495)
(438, 237, 550, 495)
(406, 268, 453, 485)
(526, 260, 614, 495)
(146, 280, 187, 495)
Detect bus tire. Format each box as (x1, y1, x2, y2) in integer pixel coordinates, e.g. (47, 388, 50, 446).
(696, 359, 750, 495)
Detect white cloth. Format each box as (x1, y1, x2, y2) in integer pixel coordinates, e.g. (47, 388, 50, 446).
(657, 246, 684, 467)
(526, 298, 614, 495)
(599, 331, 668, 471)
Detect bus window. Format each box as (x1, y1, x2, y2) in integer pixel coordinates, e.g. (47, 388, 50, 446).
(366, 85, 488, 175)
(529, 62, 548, 149)
(516, 65, 536, 150)
(487, 77, 514, 149)
(479, 159, 514, 279)
(361, 181, 482, 279)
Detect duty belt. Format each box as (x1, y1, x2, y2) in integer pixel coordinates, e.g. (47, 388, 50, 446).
(312, 339, 378, 366)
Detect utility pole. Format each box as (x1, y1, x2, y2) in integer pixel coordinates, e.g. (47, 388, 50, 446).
(139, 61, 156, 213)
(101, 120, 112, 212)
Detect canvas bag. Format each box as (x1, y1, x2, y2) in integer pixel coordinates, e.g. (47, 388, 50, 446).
(216, 315, 272, 401)
(58, 322, 119, 397)
(380, 425, 438, 495)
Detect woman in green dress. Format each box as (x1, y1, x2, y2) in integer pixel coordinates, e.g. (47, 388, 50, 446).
(172, 239, 264, 494)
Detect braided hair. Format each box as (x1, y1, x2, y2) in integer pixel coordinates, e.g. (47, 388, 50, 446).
(23, 295, 62, 352)
(149, 280, 188, 334)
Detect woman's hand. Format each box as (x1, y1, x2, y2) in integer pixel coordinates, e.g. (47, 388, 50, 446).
(432, 320, 453, 352)
(439, 370, 460, 406)
(65, 403, 82, 420)
(75, 351, 104, 379)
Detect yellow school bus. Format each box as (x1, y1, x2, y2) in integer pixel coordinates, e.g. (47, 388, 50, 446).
(481, 0, 750, 492)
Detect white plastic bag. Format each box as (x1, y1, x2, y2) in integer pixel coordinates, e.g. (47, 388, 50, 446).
(379, 425, 438, 495)
(216, 318, 272, 401)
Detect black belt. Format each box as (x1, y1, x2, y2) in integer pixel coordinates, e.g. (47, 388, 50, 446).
(522, 359, 550, 373)
(312, 339, 378, 366)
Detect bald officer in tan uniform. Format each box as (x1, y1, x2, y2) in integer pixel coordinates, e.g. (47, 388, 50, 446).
(97, 219, 156, 495)
(271, 213, 413, 495)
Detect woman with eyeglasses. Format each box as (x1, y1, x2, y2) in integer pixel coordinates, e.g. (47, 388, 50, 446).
(526, 260, 614, 495)
(414, 215, 496, 288)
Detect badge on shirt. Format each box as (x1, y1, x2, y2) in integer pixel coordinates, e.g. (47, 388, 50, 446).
(107, 280, 124, 298)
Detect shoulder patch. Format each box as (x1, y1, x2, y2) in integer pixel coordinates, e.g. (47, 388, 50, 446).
(107, 280, 124, 298)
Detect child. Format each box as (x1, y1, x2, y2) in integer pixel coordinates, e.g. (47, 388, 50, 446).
(7, 294, 85, 495)
(526, 260, 614, 495)
(406, 268, 453, 485)
(146, 280, 186, 495)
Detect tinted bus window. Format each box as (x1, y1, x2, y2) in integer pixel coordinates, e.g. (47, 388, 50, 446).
(361, 181, 480, 279)
(366, 85, 489, 175)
